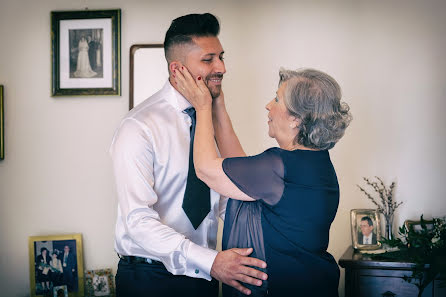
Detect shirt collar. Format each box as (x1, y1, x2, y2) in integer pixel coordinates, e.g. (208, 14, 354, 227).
(162, 80, 192, 112)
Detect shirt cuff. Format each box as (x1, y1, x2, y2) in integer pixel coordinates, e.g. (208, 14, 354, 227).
(186, 241, 218, 280)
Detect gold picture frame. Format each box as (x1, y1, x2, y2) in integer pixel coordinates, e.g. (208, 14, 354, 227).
(404, 219, 435, 233)
(29, 234, 84, 297)
(85, 268, 115, 297)
(351, 209, 382, 250)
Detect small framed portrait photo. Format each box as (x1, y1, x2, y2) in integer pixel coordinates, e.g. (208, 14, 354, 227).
(351, 209, 382, 250)
(51, 9, 121, 96)
(28, 234, 84, 297)
(85, 268, 115, 297)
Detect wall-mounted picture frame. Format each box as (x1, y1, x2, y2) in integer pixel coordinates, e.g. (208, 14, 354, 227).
(0, 85, 4, 160)
(351, 209, 382, 250)
(51, 9, 121, 96)
(129, 44, 167, 110)
(29, 234, 84, 297)
(85, 268, 115, 297)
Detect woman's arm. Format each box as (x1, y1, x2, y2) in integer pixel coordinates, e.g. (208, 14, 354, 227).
(212, 95, 246, 158)
(174, 67, 253, 201)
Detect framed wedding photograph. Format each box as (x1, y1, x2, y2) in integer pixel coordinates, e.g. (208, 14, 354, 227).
(51, 9, 121, 96)
(351, 209, 382, 250)
(85, 268, 115, 297)
(29, 234, 84, 297)
(0, 85, 4, 160)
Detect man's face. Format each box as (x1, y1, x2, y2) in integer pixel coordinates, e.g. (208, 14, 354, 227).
(360, 220, 374, 236)
(183, 36, 226, 98)
(64, 246, 70, 253)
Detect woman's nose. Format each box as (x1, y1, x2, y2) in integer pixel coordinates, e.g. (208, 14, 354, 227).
(265, 100, 272, 110)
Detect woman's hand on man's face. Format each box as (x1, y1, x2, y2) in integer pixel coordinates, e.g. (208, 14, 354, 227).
(173, 64, 212, 111)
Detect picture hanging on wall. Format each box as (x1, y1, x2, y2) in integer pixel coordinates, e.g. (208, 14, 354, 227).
(350, 209, 382, 250)
(51, 9, 121, 96)
(0, 85, 4, 160)
(29, 234, 84, 297)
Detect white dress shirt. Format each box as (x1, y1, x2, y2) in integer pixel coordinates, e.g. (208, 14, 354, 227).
(110, 81, 227, 280)
(363, 233, 373, 244)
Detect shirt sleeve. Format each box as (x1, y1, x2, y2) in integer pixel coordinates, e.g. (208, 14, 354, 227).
(110, 118, 217, 280)
(222, 148, 285, 205)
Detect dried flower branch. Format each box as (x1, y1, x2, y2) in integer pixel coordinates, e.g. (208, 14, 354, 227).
(357, 176, 403, 218)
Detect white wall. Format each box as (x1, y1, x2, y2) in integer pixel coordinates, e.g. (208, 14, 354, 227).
(1, 0, 445, 296)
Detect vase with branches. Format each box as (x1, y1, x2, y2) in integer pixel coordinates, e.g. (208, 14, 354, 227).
(357, 176, 403, 240)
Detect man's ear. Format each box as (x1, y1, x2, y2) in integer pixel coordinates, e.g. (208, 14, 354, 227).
(169, 61, 182, 74)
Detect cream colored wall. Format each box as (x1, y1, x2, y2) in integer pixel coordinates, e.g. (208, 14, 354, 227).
(1, 0, 445, 296)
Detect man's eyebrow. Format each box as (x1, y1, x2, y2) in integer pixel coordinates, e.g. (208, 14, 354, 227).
(203, 51, 225, 57)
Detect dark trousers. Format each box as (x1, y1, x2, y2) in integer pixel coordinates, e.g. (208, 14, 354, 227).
(116, 258, 219, 297)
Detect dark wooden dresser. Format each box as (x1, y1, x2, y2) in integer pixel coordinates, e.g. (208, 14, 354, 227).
(339, 246, 446, 297)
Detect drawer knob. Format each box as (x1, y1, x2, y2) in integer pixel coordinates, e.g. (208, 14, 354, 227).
(382, 291, 396, 297)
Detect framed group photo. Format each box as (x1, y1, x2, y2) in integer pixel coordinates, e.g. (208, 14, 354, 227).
(28, 234, 84, 297)
(51, 9, 121, 96)
(351, 209, 382, 250)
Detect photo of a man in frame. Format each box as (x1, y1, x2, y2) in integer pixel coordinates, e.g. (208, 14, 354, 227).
(357, 216, 377, 245)
(69, 28, 103, 78)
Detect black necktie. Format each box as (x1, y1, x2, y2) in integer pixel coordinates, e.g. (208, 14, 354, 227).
(182, 107, 211, 229)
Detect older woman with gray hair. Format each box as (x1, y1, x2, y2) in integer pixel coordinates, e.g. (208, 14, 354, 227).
(174, 67, 351, 297)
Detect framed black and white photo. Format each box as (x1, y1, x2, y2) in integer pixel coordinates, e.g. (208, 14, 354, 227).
(29, 234, 84, 297)
(51, 9, 121, 96)
(0, 85, 4, 160)
(351, 209, 382, 250)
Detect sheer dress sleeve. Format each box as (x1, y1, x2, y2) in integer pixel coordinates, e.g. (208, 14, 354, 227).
(222, 147, 285, 205)
(221, 148, 285, 296)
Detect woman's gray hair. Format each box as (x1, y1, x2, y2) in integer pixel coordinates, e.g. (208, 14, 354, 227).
(279, 68, 352, 150)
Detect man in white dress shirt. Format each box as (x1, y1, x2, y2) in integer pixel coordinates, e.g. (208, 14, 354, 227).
(358, 216, 377, 245)
(110, 13, 267, 297)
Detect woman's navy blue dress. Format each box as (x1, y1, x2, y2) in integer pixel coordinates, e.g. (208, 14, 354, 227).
(222, 148, 340, 297)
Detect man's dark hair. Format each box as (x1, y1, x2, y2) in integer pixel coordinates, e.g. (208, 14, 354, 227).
(361, 216, 373, 227)
(164, 13, 220, 61)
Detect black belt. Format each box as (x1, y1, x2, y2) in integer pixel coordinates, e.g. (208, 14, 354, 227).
(119, 255, 163, 265)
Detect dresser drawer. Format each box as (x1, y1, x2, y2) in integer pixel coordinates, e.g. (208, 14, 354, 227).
(358, 275, 420, 297)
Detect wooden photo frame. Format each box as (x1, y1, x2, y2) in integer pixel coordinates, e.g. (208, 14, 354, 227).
(0, 85, 4, 160)
(29, 234, 84, 297)
(351, 209, 382, 250)
(129, 44, 167, 110)
(85, 268, 115, 297)
(51, 9, 121, 96)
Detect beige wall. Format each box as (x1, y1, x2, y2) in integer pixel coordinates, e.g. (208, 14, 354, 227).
(1, 0, 445, 296)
